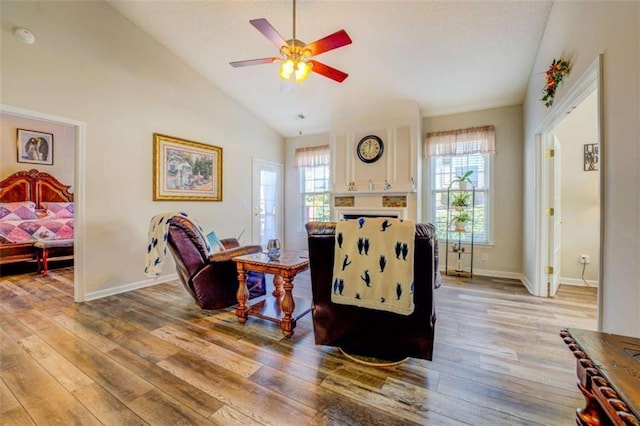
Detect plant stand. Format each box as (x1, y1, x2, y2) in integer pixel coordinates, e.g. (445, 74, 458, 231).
(445, 184, 475, 277)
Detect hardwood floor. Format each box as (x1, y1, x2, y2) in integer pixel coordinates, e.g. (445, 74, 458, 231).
(0, 267, 597, 425)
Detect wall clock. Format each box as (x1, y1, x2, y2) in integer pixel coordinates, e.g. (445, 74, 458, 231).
(356, 135, 384, 163)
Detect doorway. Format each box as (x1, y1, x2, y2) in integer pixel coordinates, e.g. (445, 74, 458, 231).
(252, 159, 283, 246)
(535, 56, 602, 328)
(551, 91, 600, 290)
(1, 104, 86, 302)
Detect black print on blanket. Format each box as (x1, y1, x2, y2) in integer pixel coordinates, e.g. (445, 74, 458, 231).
(144, 211, 211, 277)
(332, 217, 416, 315)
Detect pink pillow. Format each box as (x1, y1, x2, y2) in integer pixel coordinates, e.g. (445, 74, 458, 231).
(0, 201, 38, 220)
(41, 202, 74, 218)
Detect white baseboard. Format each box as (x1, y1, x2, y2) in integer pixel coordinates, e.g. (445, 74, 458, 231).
(83, 270, 592, 302)
(559, 276, 598, 287)
(84, 273, 178, 301)
(519, 273, 535, 294)
(439, 267, 528, 286)
(438, 267, 539, 296)
(437, 265, 597, 293)
(472, 268, 522, 281)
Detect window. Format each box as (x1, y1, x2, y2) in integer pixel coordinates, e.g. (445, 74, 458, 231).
(431, 154, 491, 243)
(295, 145, 330, 225)
(425, 126, 495, 244)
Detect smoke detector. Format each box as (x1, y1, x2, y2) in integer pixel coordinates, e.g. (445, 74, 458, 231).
(14, 27, 35, 45)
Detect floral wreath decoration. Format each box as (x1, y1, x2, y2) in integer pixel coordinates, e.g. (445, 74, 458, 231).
(541, 58, 571, 108)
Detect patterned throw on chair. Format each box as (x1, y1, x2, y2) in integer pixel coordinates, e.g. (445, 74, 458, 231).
(331, 217, 416, 315)
(144, 211, 211, 277)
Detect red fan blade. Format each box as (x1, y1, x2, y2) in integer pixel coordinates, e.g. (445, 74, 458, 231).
(250, 18, 287, 49)
(306, 30, 352, 56)
(230, 57, 279, 68)
(308, 60, 348, 83)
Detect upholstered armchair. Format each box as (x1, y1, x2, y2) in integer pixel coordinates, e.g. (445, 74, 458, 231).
(305, 221, 440, 361)
(166, 216, 266, 309)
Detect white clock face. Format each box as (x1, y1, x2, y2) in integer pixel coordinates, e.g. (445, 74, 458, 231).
(360, 139, 380, 159)
(357, 136, 383, 162)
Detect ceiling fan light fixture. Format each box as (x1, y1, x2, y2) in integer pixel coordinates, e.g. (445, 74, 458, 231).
(295, 60, 312, 81)
(231, 0, 351, 83)
(279, 59, 295, 80)
(279, 59, 312, 82)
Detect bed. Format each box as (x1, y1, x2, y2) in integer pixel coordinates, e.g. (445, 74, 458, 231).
(0, 169, 74, 265)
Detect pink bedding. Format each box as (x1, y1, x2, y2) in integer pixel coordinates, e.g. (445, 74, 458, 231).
(0, 218, 74, 243)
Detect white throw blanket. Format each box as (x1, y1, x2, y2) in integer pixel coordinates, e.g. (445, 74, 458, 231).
(144, 211, 210, 277)
(332, 217, 416, 315)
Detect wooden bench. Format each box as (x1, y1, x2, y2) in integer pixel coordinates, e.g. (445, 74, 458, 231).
(34, 239, 74, 276)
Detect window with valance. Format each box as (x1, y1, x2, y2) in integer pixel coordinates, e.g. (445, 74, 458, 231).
(295, 145, 330, 225)
(425, 126, 495, 244)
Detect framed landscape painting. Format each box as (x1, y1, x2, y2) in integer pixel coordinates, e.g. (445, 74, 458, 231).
(153, 133, 222, 201)
(17, 128, 54, 165)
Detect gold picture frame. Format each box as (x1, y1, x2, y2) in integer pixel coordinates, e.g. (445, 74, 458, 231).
(153, 133, 222, 201)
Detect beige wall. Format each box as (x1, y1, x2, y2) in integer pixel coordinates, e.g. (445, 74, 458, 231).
(522, 1, 639, 336)
(1, 113, 75, 190)
(423, 105, 524, 276)
(1, 1, 283, 299)
(553, 90, 599, 283)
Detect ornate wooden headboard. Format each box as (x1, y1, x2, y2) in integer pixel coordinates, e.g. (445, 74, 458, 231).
(0, 169, 73, 209)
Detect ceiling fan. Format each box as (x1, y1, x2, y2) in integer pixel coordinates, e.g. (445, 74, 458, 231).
(230, 0, 352, 84)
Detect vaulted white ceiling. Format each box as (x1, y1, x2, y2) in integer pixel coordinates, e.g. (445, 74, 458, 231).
(108, 1, 552, 137)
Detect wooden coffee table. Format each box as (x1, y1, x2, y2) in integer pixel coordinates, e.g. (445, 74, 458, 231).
(560, 328, 640, 425)
(233, 250, 311, 337)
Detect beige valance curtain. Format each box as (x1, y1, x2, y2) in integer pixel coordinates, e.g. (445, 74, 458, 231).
(294, 145, 330, 167)
(425, 125, 496, 157)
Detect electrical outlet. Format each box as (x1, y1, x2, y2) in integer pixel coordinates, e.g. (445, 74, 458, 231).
(580, 254, 590, 264)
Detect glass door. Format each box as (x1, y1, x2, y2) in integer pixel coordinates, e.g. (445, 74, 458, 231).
(252, 159, 283, 246)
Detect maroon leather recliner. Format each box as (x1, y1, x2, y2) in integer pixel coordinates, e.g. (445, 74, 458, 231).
(305, 221, 440, 361)
(166, 216, 265, 309)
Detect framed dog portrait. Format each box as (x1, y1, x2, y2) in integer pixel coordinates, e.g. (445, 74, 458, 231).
(17, 129, 54, 165)
(153, 133, 223, 201)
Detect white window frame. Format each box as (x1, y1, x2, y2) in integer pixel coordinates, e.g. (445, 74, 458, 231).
(295, 146, 331, 228)
(429, 153, 493, 245)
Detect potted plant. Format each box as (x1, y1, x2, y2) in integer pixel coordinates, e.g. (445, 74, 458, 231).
(452, 211, 471, 232)
(452, 170, 473, 190)
(451, 191, 471, 211)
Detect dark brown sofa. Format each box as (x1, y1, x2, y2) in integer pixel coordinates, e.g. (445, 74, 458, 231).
(166, 216, 266, 309)
(305, 221, 440, 361)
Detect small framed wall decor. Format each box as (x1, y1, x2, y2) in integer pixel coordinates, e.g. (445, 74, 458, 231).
(153, 133, 223, 201)
(584, 143, 598, 171)
(17, 129, 54, 165)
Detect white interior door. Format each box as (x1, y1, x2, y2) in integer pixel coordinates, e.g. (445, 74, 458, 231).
(549, 135, 562, 297)
(252, 159, 283, 246)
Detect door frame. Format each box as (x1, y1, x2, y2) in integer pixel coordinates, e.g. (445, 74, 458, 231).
(251, 158, 283, 245)
(1, 104, 86, 302)
(533, 55, 603, 328)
